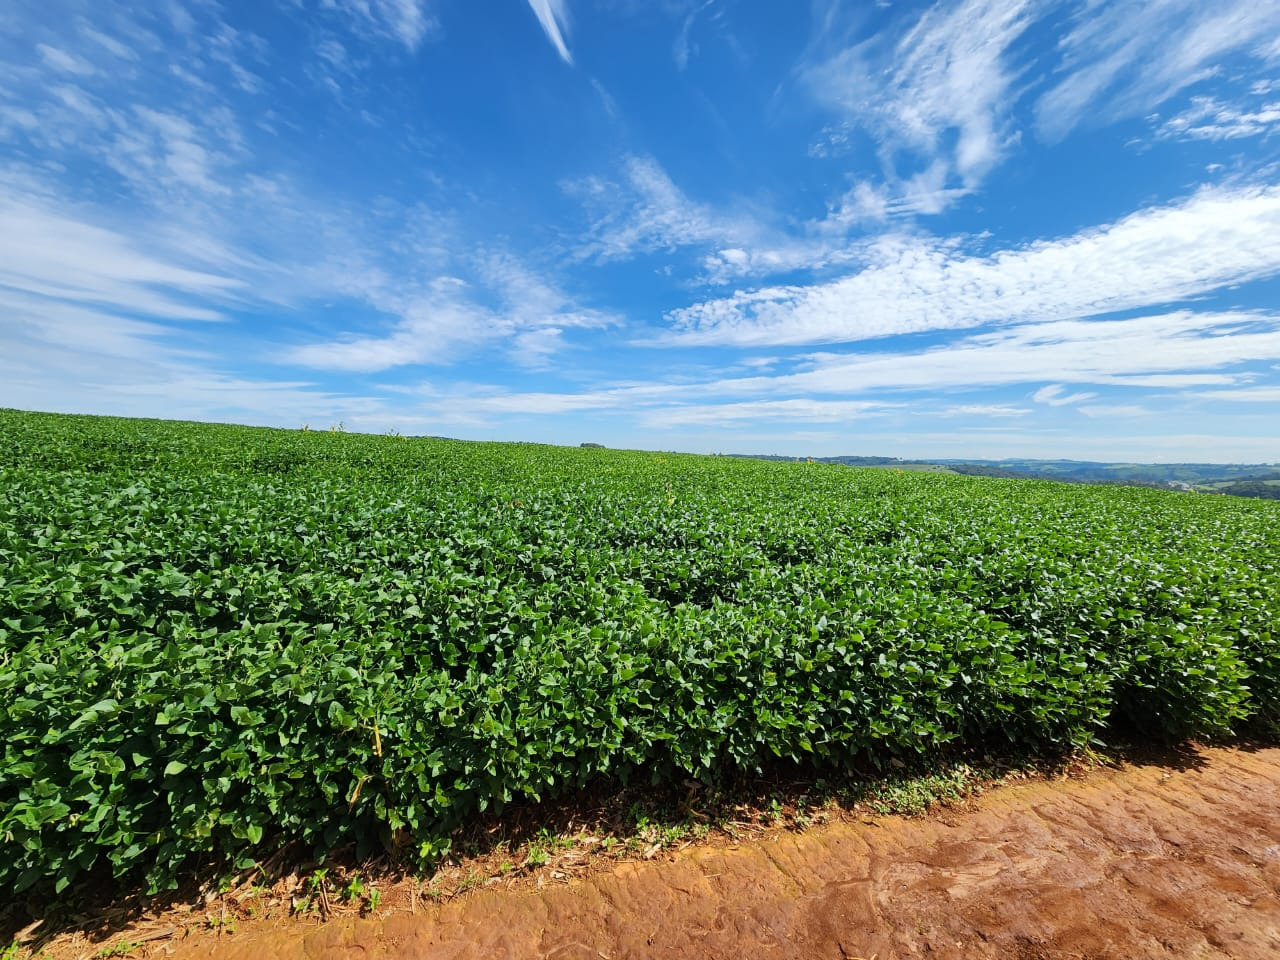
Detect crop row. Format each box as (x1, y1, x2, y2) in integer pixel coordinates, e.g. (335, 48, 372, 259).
(1, 409, 1277, 896)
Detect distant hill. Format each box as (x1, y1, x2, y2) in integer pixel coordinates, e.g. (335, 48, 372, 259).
(726, 453, 1280, 500)
(931, 459, 1280, 488)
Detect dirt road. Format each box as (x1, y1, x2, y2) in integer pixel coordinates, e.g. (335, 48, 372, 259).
(127, 746, 1280, 959)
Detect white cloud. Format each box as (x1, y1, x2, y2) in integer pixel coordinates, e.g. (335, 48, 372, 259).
(407, 378, 693, 419)
(286, 278, 491, 371)
(419, 312, 1280, 434)
(672, 7, 696, 70)
(801, 0, 1035, 212)
(0, 289, 203, 370)
(401, 381, 898, 431)
(287, 255, 616, 372)
(1033, 384, 1096, 406)
(1156, 95, 1280, 141)
(4, 23, 258, 211)
(1194, 386, 1280, 403)
(820, 182, 889, 226)
(106, 106, 238, 199)
(666, 184, 1280, 347)
(1103, 374, 1240, 387)
(456, 389, 626, 417)
(566, 154, 859, 281)
(0, 335, 382, 429)
(638, 398, 893, 427)
(78, 25, 138, 62)
(0, 197, 374, 429)
(0, 194, 240, 319)
(0, 183, 599, 428)
(525, 0, 573, 64)
(942, 404, 1033, 417)
(724, 311, 1280, 397)
(0, 184, 545, 431)
(567, 155, 737, 260)
(510, 328, 568, 369)
(1077, 404, 1153, 418)
(1036, 0, 1280, 141)
(0, 106, 40, 137)
(672, 0, 718, 71)
(316, 37, 351, 70)
(6, 0, 1278, 463)
(817, 165, 971, 229)
(3, 3, 614, 384)
(350, 300, 1280, 461)
(36, 43, 96, 76)
(322, 0, 437, 51)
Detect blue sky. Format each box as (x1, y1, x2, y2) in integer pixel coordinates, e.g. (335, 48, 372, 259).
(3, 0, 1280, 461)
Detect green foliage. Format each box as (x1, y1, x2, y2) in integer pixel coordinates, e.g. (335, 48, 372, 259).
(1, 409, 1278, 896)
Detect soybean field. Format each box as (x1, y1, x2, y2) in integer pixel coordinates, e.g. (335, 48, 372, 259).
(2, 409, 1277, 898)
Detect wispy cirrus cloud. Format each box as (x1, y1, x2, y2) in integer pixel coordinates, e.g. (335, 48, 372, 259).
(411, 310, 1280, 431)
(36, 42, 96, 76)
(525, 0, 573, 64)
(1194, 385, 1280, 403)
(0, 160, 602, 419)
(0, 187, 379, 428)
(321, 0, 438, 51)
(637, 397, 894, 428)
(105, 105, 244, 201)
(0, 325, 383, 429)
(0, 194, 240, 320)
(1033, 384, 1096, 407)
(0, 8, 266, 219)
(287, 252, 617, 372)
(942, 404, 1033, 418)
(730, 311, 1280, 397)
(1036, 0, 1280, 141)
(391, 382, 897, 432)
(801, 0, 1037, 215)
(565, 154, 738, 260)
(1077, 404, 1153, 419)
(0, 3, 596, 401)
(564, 154, 861, 282)
(4, 1, 1278, 460)
(1155, 94, 1280, 141)
(814, 167, 971, 229)
(672, 1, 710, 71)
(665, 184, 1280, 347)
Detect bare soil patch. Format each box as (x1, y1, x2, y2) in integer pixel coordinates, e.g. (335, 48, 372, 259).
(20, 744, 1280, 960)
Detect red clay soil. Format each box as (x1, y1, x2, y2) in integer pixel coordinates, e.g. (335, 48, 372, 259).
(100, 746, 1280, 959)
